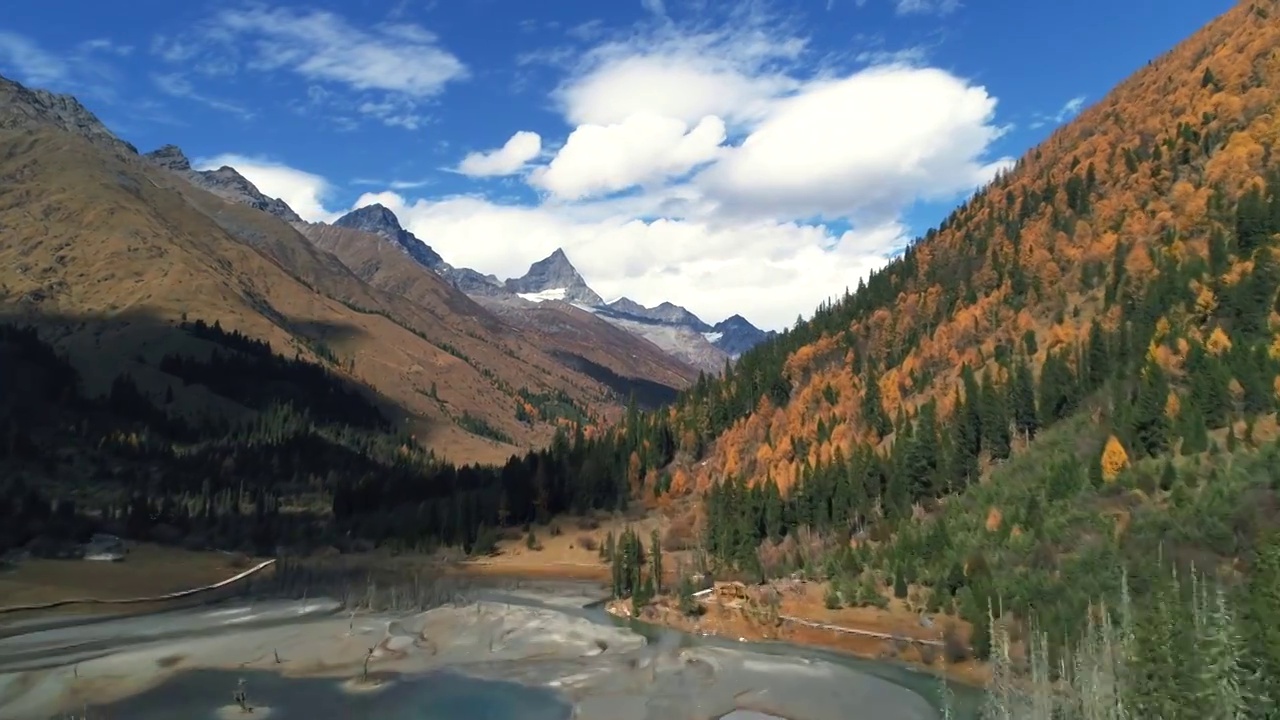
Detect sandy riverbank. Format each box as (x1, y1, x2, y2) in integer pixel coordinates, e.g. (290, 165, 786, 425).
(0, 584, 944, 720)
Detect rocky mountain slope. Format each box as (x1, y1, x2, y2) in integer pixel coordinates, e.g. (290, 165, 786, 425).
(478, 248, 776, 373)
(289, 197, 774, 376)
(0, 72, 690, 465)
(298, 214, 700, 407)
(144, 144, 303, 223)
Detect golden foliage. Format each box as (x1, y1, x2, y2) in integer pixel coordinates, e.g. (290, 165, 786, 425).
(669, 4, 1280, 497)
(1100, 435, 1130, 483)
(984, 507, 1003, 533)
(1165, 391, 1181, 419)
(1206, 326, 1233, 355)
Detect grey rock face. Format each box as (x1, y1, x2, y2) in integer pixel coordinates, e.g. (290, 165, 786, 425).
(198, 166, 304, 223)
(0, 74, 138, 157)
(505, 249, 604, 306)
(708, 314, 776, 358)
(446, 267, 506, 296)
(141, 144, 303, 224)
(333, 204, 445, 270)
(604, 297, 710, 331)
(144, 144, 191, 172)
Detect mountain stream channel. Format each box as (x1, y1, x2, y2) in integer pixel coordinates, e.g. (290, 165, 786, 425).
(0, 578, 984, 720)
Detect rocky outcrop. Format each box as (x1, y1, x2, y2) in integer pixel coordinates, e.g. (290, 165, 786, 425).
(0, 74, 138, 157)
(504, 249, 604, 307)
(142, 144, 303, 223)
(333, 203, 445, 270)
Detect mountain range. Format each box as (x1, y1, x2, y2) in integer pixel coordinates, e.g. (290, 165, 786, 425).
(0, 71, 765, 465)
(6, 3, 1280, 707)
(313, 202, 775, 373)
(138, 144, 774, 375)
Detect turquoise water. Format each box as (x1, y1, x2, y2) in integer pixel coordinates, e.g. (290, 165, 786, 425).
(89, 585, 981, 720)
(601, 607, 984, 719)
(100, 667, 571, 720)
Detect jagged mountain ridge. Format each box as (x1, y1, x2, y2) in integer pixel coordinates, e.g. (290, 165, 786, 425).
(129, 156, 771, 376)
(504, 248, 604, 306)
(489, 248, 777, 369)
(144, 145, 303, 223)
(307, 205, 775, 373)
(332, 203, 446, 271)
(0, 70, 689, 465)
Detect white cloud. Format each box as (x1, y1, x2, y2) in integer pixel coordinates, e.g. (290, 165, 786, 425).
(151, 7, 466, 129)
(552, 24, 805, 127)
(530, 114, 725, 200)
(457, 131, 543, 177)
(1055, 95, 1086, 120)
(152, 73, 253, 120)
(0, 31, 67, 85)
(894, 0, 961, 16)
(209, 10, 1011, 331)
(194, 154, 339, 224)
(641, 0, 667, 17)
(78, 39, 134, 57)
(213, 7, 467, 97)
(0, 32, 131, 104)
(1029, 94, 1087, 129)
(696, 65, 1012, 222)
(351, 191, 901, 330)
(357, 99, 426, 130)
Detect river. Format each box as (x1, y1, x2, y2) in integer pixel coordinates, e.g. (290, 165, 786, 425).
(0, 578, 985, 720)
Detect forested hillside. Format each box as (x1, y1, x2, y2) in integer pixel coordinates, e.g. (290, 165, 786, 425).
(0, 320, 637, 558)
(581, 1, 1280, 713)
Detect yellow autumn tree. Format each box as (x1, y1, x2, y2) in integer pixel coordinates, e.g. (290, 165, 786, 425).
(1206, 326, 1233, 355)
(1100, 435, 1130, 483)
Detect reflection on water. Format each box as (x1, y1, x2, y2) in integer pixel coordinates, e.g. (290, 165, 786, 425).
(722, 712, 787, 720)
(102, 667, 571, 720)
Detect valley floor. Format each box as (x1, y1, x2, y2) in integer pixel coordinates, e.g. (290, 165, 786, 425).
(0, 531, 990, 691)
(451, 521, 990, 688)
(0, 573, 941, 720)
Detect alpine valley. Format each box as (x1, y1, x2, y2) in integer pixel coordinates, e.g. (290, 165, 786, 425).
(5, 2, 1280, 720)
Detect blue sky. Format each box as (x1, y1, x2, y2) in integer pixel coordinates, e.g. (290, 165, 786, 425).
(0, 0, 1236, 330)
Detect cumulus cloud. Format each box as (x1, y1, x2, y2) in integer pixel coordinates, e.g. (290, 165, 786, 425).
(457, 131, 543, 176)
(696, 65, 1011, 222)
(552, 23, 805, 127)
(350, 190, 901, 330)
(215, 9, 1011, 330)
(194, 154, 339, 223)
(530, 114, 725, 200)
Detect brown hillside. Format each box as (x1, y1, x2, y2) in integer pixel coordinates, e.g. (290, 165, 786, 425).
(0, 108, 630, 464)
(677, 0, 1280, 493)
(301, 223, 699, 402)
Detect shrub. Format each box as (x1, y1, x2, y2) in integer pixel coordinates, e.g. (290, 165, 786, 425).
(942, 623, 970, 663)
